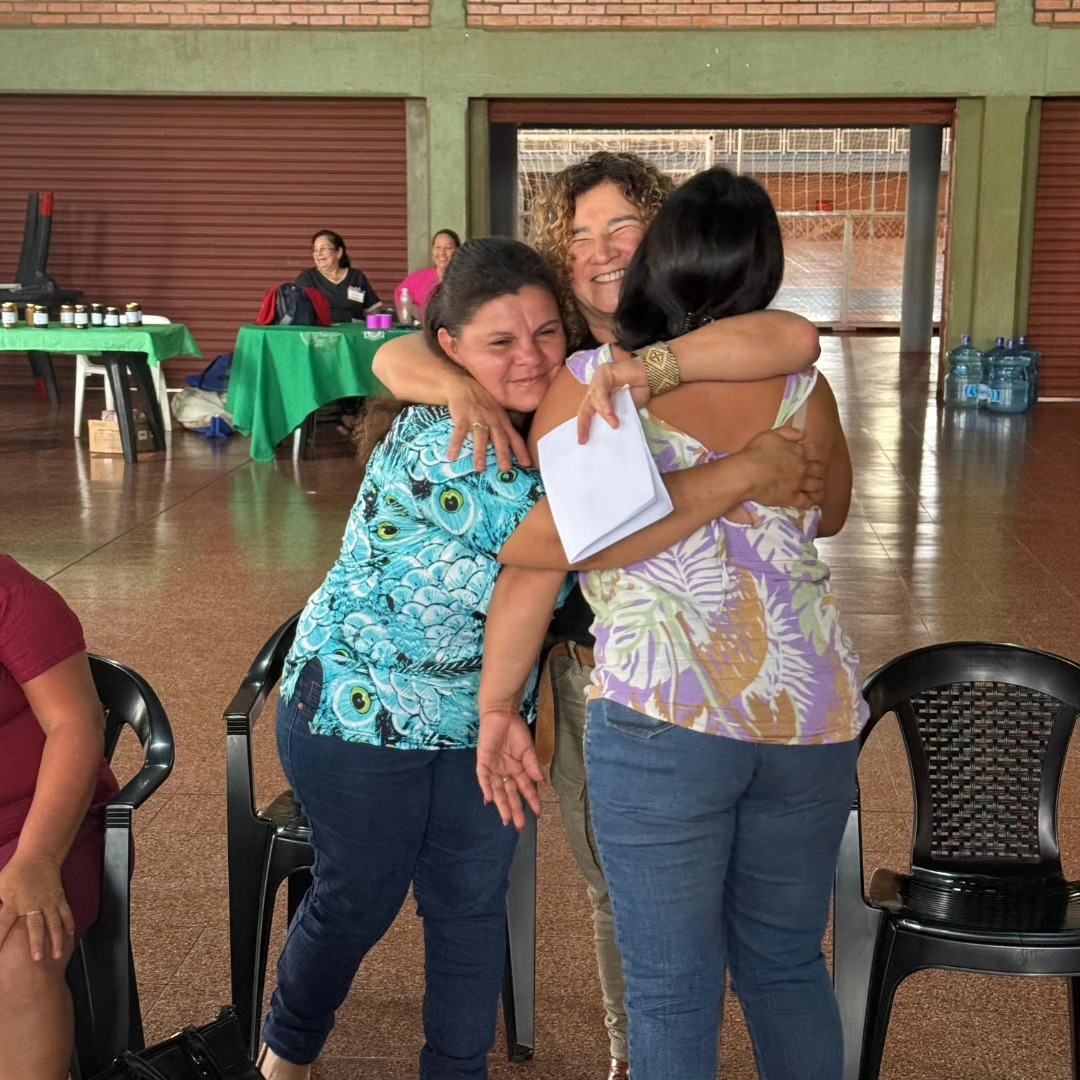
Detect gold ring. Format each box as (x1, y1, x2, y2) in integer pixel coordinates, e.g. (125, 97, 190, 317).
(21, 909, 43, 918)
(470, 422, 489, 432)
(501, 776, 513, 784)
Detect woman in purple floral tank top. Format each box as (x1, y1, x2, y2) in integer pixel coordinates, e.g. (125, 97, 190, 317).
(478, 168, 867, 1080)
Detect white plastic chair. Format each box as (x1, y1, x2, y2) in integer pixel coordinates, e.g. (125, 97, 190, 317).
(74, 315, 173, 437)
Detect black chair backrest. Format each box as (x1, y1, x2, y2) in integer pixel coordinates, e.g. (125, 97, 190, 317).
(71, 657, 173, 1079)
(861, 642, 1080, 879)
(90, 655, 174, 808)
(225, 613, 300, 818)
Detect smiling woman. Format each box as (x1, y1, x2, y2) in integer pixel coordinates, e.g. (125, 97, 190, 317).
(294, 229, 383, 324)
(532, 155, 670, 349)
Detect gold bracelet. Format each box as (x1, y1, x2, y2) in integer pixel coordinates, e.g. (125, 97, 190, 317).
(635, 341, 681, 397)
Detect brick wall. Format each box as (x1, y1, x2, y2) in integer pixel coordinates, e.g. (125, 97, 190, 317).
(0, 0, 428, 25)
(468, 0, 995, 28)
(1034, 0, 1080, 22)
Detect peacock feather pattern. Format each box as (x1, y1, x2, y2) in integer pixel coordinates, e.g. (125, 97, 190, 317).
(281, 406, 552, 750)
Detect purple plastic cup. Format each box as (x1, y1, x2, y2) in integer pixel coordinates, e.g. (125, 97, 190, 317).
(378, 313, 393, 329)
(366, 314, 380, 329)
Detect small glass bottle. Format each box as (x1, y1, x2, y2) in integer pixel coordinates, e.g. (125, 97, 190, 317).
(60, 304, 76, 328)
(125, 302, 142, 326)
(104, 306, 121, 327)
(1, 302, 17, 328)
(91, 303, 105, 327)
(32, 305, 49, 328)
(74, 304, 89, 329)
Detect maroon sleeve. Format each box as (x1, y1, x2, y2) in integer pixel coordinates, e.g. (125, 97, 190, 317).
(0, 565, 87, 687)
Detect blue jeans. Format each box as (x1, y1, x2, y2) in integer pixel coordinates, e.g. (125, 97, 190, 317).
(263, 660, 519, 1077)
(584, 698, 859, 1080)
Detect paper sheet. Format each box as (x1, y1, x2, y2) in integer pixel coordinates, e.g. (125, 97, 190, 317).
(537, 387, 674, 564)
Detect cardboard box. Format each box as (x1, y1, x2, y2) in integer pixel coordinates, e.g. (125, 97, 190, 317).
(87, 417, 154, 455)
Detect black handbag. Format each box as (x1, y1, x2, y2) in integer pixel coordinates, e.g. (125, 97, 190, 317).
(89, 1007, 263, 1080)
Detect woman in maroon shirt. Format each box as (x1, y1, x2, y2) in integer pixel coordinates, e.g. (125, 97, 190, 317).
(0, 555, 119, 1080)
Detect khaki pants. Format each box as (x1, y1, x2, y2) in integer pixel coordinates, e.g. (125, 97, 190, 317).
(548, 644, 628, 1063)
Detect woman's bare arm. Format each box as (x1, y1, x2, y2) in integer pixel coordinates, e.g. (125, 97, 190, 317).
(668, 310, 820, 381)
(580, 313, 819, 440)
(497, 368, 824, 571)
(372, 333, 528, 471)
(0, 652, 105, 960)
(803, 375, 852, 538)
(476, 566, 566, 828)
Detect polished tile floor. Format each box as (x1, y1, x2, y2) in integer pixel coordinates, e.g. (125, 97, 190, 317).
(3, 336, 1080, 1078)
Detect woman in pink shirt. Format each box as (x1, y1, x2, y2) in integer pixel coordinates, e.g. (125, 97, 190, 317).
(394, 229, 461, 317)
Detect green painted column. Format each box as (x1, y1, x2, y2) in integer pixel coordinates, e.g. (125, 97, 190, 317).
(427, 93, 470, 245)
(406, 99, 432, 272)
(948, 96, 1039, 353)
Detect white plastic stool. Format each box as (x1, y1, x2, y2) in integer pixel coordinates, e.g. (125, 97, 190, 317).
(73, 315, 173, 437)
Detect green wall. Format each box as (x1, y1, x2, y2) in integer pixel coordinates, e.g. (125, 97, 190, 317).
(2, 0, 1077, 350)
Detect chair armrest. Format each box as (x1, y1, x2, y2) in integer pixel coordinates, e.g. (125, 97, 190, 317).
(111, 754, 172, 812)
(223, 612, 300, 731)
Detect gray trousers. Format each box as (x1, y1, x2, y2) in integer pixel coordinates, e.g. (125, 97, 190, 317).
(549, 647, 629, 1062)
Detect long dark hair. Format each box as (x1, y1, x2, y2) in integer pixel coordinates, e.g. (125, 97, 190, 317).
(423, 236, 560, 354)
(354, 237, 562, 472)
(615, 167, 784, 351)
(311, 229, 351, 270)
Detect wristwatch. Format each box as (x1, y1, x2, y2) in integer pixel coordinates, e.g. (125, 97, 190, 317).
(634, 341, 681, 397)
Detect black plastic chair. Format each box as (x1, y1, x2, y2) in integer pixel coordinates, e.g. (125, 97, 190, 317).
(226, 613, 542, 1060)
(68, 655, 175, 1079)
(833, 642, 1080, 1080)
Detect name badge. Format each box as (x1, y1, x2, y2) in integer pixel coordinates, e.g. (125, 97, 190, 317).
(347, 286, 366, 304)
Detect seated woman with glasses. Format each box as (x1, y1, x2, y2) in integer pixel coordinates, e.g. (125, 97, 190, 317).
(295, 229, 384, 324)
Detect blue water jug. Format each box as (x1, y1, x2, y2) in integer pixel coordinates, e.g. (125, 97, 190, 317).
(980, 337, 1006, 405)
(1017, 335, 1040, 405)
(944, 335, 984, 409)
(987, 340, 1029, 414)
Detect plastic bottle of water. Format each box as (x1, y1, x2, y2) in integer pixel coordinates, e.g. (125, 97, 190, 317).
(980, 337, 1006, 404)
(987, 340, 1029, 414)
(944, 335, 984, 409)
(1016, 335, 1041, 405)
(397, 287, 413, 327)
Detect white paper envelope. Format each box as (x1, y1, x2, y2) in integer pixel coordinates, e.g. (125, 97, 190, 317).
(538, 387, 674, 564)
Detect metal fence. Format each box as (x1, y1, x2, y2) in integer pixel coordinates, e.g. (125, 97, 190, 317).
(517, 127, 950, 327)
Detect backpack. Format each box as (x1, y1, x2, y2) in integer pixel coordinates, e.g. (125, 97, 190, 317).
(256, 283, 331, 327)
(185, 353, 232, 393)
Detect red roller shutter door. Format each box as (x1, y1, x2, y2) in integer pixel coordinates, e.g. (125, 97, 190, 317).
(0, 96, 408, 375)
(1028, 99, 1080, 400)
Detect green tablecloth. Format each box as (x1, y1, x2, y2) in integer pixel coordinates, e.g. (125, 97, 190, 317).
(0, 322, 202, 365)
(226, 324, 414, 462)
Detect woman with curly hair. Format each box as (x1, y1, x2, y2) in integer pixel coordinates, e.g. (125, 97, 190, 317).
(372, 151, 820, 1080)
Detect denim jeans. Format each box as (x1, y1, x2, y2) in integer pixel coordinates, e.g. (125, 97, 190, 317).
(263, 659, 520, 1077)
(584, 697, 859, 1080)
